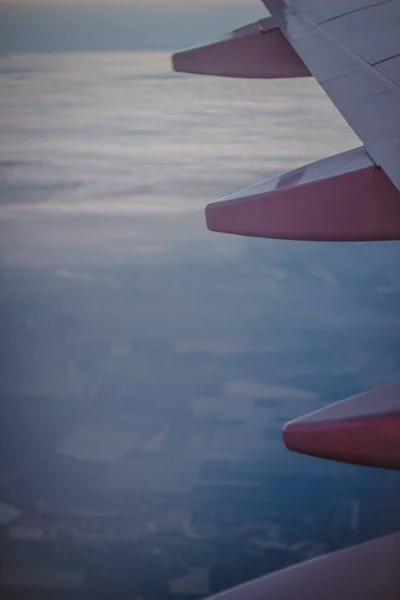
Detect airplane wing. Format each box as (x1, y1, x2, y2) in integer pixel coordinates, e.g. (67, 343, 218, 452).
(205, 532, 400, 600)
(261, 0, 400, 193)
(173, 0, 400, 242)
(172, 0, 400, 468)
(172, 3, 400, 596)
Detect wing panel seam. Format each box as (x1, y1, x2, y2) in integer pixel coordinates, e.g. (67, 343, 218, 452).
(373, 52, 400, 66)
(317, 0, 394, 25)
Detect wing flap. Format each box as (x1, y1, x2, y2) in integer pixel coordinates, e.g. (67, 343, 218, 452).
(172, 17, 310, 79)
(205, 147, 400, 241)
(284, 382, 400, 470)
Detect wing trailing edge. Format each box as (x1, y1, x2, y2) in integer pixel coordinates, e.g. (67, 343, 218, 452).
(205, 147, 400, 241)
(206, 532, 400, 600)
(284, 382, 400, 470)
(172, 17, 310, 79)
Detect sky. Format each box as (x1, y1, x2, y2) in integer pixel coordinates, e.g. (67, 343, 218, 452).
(0, 1, 265, 53)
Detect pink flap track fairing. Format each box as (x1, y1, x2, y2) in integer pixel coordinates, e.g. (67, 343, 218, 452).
(284, 382, 400, 470)
(172, 17, 310, 79)
(205, 147, 400, 242)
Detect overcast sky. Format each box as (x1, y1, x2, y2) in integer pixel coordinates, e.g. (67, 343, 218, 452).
(0, 1, 266, 53)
